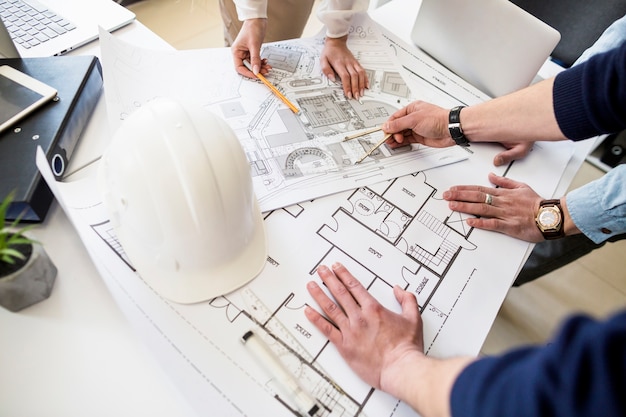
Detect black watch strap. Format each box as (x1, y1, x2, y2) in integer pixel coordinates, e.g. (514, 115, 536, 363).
(448, 106, 469, 147)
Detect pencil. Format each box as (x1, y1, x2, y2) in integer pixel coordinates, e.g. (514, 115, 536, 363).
(355, 133, 393, 164)
(243, 60, 299, 114)
(343, 126, 383, 141)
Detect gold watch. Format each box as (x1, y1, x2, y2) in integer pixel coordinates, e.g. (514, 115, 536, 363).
(535, 199, 565, 240)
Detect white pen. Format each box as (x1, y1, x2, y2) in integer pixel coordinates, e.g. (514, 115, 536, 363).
(241, 330, 321, 416)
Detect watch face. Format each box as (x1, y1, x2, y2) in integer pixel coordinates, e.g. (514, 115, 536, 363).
(538, 207, 560, 228)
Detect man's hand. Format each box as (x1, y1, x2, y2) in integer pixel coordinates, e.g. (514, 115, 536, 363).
(305, 263, 424, 392)
(382, 101, 455, 148)
(320, 35, 369, 101)
(493, 141, 534, 166)
(305, 262, 473, 417)
(443, 172, 545, 242)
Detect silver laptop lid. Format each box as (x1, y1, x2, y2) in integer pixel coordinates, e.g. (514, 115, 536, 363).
(411, 0, 560, 97)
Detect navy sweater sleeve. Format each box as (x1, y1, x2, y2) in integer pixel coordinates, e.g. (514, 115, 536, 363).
(450, 311, 626, 417)
(553, 41, 626, 140)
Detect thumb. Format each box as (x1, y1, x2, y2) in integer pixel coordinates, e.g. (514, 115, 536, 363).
(249, 51, 262, 75)
(488, 172, 526, 189)
(393, 286, 419, 318)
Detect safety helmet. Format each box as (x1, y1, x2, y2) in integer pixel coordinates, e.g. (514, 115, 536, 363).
(98, 97, 266, 303)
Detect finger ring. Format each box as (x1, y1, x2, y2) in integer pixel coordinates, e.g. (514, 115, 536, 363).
(485, 193, 493, 205)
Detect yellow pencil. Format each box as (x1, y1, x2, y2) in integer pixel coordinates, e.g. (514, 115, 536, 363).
(243, 60, 299, 114)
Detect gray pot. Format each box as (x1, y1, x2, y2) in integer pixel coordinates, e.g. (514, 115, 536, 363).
(0, 243, 57, 312)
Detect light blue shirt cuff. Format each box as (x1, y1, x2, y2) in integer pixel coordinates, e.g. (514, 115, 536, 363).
(566, 164, 626, 243)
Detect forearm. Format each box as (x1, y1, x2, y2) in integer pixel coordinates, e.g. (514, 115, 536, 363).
(383, 353, 474, 417)
(461, 78, 567, 144)
(316, 0, 368, 38)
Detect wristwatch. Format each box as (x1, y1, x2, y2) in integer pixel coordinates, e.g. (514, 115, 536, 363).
(448, 106, 469, 147)
(535, 199, 565, 240)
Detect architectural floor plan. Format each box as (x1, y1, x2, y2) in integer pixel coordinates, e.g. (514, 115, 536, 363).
(39, 130, 574, 416)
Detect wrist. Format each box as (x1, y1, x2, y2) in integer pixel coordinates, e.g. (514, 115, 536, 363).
(324, 35, 348, 46)
(560, 197, 580, 236)
(448, 106, 470, 146)
(383, 352, 473, 417)
(242, 17, 267, 28)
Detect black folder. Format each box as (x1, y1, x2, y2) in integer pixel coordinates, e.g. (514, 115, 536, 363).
(0, 55, 103, 222)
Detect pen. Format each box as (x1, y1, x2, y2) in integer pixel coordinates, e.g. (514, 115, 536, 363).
(241, 330, 321, 416)
(355, 132, 393, 164)
(242, 60, 300, 114)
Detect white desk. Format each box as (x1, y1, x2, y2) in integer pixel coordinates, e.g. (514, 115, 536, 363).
(0, 1, 588, 416)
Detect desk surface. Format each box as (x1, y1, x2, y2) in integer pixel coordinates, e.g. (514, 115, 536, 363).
(0, 1, 583, 416)
(0, 19, 197, 417)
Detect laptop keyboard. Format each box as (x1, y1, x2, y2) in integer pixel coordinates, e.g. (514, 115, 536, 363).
(0, 0, 76, 49)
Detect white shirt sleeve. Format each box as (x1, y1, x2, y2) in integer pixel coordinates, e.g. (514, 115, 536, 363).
(316, 0, 369, 38)
(234, 0, 268, 20)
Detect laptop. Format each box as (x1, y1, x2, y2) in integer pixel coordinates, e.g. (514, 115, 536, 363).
(410, 0, 560, 97)
(0, 0, 135, 58)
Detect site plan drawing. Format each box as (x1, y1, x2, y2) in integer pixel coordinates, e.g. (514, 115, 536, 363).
(98, 13, 470, 212)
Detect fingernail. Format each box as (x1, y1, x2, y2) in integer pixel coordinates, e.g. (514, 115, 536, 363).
(317, 265, 329, 273)
(331, 262, 342, 270)
(252, 64, 260, 75)
(306, 281, 317, 289)
(360, 89, 364, 97)
(443, 191, 450, 199)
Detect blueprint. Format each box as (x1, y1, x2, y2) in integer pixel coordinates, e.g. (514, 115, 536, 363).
(38, 133, 575, 417)
(38, 14, 583, 417)
(98, 13, 470, 212)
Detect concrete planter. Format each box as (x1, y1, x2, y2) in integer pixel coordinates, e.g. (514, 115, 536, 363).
(0, 243, 57, 312)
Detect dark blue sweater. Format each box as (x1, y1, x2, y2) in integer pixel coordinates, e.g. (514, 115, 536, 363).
(553, 41, 626, 140)
(450, 42, 626, 417)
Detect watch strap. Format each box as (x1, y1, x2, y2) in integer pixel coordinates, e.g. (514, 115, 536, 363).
(448, 106, 469, 147)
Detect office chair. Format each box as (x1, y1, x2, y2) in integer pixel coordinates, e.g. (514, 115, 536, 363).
(510, 0, 626, 67)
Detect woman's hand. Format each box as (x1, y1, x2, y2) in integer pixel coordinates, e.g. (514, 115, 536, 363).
(320, 35, 369, 101)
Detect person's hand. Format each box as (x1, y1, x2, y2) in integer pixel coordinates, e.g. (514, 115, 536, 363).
(493, 141, 534, 166)
(304, 263, 424, 393)
(231, 18, 272, 78)
(382, 101, 455, 148)
(320, 35, 369, 101)
(443, 172, 545, 242)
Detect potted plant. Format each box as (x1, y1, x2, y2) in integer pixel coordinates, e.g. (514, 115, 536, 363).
(0, 192, 57, 312)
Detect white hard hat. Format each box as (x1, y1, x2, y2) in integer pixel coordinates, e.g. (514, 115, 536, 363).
(98, 98, 266, 303)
